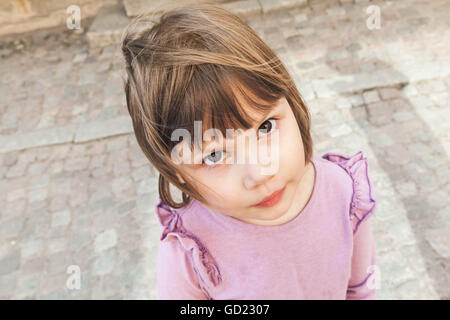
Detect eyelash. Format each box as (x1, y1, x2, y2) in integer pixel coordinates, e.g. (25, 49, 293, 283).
(201, 117, 279, 169)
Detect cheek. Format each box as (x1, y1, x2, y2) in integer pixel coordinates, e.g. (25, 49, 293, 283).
(279, 121, 305, 170)
(194, 171, 239, 204)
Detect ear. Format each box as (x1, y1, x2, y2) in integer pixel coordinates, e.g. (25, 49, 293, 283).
(176, 172, 185, 184)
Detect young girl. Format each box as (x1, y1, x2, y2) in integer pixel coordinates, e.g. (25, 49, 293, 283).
(121, 4, 377, 300)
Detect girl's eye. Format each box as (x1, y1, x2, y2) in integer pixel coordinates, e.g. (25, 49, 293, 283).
(203, 150, 224, 166)
(258, 118, 277, 136)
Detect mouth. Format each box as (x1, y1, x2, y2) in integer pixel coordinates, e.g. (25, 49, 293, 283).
(254, 185, 286, 208)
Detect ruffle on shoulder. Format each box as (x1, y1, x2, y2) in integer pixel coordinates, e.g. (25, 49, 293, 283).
(154, 197, 222, 295)
(321, 151, 377, 233)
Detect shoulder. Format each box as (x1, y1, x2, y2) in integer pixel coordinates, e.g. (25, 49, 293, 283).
(318, 151, 377, 233)
(319, 150, 374, 191)
(316, 153, 354, 183)
(314, 153, 354, 198)
(153, 196, 223, 295)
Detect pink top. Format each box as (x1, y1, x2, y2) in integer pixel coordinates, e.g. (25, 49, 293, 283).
(154, 151, 377, 300)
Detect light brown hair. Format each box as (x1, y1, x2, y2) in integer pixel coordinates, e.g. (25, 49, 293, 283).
(121, 3, 313, 209)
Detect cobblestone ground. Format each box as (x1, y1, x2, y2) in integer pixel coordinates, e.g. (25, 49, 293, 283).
(0, 0, 449, 299)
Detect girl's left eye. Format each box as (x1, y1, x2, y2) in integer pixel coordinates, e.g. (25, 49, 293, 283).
(258, 118, 277, 136)
(203, 150, 225, 166)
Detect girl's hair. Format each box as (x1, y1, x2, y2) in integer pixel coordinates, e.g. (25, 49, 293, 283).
(121, 3, 313, 209)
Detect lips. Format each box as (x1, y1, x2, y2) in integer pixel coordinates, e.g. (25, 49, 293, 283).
(255, 186, 286, 208)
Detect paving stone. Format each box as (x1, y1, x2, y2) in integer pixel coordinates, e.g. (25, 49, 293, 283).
(429, 92, 449, 107)
(72, 103, 89, 116)
(1, 107, 20, 130)
(40, 288, 64, 300)
(49, 197, 68, 212)
(74, 117, 133, 143)
(297, 82, 316, 101)
(294, 13, 308, 23)
(335, 97, 352, 109)
(426, 190, 449, 209)
(378, 250, 417, 289)
(117, 200, 137, 216)
(326, 7, 346, 16)
(0, 125, 76, 153)
(392, 111, 415, 122)
(437, 204, 450, 227)
(0, 273, 17, 297)
(20, 239, 44, 258)
(94, 229, 118, 253)
(0, 217, 25, 239)
(379, 87, 402, 100)
(5, 163, 27, 178)
(69, 231, 92, 252)
(259, 0, 307, 14)
(46, 251, 71, 275)
(27, 187, 48, 203)
(39, 272, 68, 296)
(395, 181, 418, 198)
(348, 94, 364, 107)
(21, 216, 49, 241)
(327, 123, 353, 138)
(420, 153, 447, 170)
(92, 248, 117, 276)
(0, 251, 21, 276)
(111, 176, 133, 196)
(136, 178, 158, 196)
(136, 195, 156, 215)
(6, 187, 26, 202)
(86, 4, 131, 48)
(221, 0, 262, 16)
(402, 84, 418, 97)
(64, 156, 90, 172)
(51, 210, 71, 228)
(393, 277, 438, 300)
(363, 90, 380, 104)
(15, 275, 40, 299)
(420, 80, 446, 93)
(92, 211, 120, 233)
(371, 131, 394, 148)
(3, 199, 27, 219)
(425, 227, 450, 258)
(106, 136, 128, 152)
(73, 52, 87, 64)
(112, 160, 130, 177)
(3, 154, 18, 167)
(88, 154, 106, 170)
(47, 237, 69, 255)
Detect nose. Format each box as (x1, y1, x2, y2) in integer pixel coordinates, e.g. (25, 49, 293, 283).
(241, 136, 276, 190)
(243, 163, 274, 189)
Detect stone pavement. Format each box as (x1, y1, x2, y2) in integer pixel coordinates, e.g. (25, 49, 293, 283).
(0, 0, 449, 299)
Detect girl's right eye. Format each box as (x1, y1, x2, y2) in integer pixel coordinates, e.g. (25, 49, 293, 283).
(203, 150, 224, 166)
(258, 118, 277, 137)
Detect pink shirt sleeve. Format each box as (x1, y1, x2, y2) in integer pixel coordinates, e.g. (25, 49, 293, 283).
(346, 218, 377, 300)
(323, 151, 377, 299)
(156, 239, 209, 300)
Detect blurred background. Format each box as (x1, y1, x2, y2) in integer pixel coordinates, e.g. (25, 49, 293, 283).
(0, 0, 448, 299)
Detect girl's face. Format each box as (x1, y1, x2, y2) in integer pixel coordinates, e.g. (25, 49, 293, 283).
(176, 96, 312, 226)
